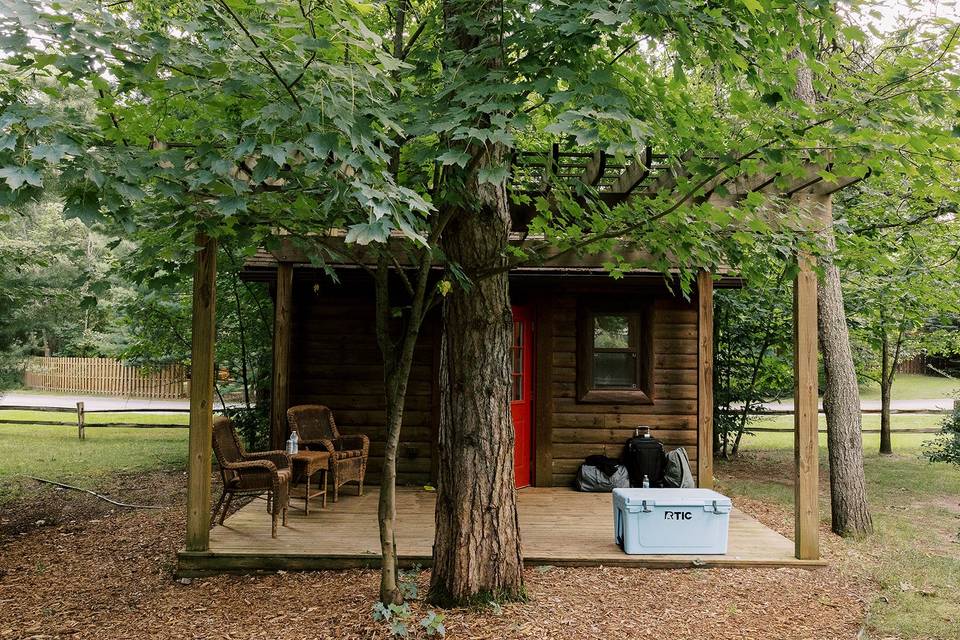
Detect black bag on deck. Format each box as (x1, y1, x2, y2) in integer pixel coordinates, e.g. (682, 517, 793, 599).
(575, 455, 630, 492)
(624, 428, 666, 487)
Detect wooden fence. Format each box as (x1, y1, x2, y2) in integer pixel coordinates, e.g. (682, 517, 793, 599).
(22, 357, 188, 399)
(0, 404, 191, 439)
(897, 354, 928, 375)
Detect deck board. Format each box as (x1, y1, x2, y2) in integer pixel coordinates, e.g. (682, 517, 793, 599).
(178, 487, 824, 575)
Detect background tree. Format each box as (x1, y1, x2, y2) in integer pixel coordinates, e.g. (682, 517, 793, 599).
(840, 178, 960, 455)
(713, 268, 793, 459)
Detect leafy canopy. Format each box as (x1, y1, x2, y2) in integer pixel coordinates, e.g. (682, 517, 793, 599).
(0, 1, 958, 291)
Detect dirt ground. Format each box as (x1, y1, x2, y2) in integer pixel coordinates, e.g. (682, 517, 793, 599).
(0, 474, 871, 640)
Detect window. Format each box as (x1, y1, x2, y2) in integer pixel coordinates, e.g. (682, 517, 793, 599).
(512, 319, 524, 401)
(577, 305, 653, 403)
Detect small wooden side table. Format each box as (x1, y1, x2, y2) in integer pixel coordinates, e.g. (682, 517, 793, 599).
(290, 450, 330, 514)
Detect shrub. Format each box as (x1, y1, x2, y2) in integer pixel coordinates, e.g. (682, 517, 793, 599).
(923, 400, 960, 466)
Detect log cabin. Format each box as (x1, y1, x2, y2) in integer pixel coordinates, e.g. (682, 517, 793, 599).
(177, 148, 858, 575)
(239, 243, 741, 490)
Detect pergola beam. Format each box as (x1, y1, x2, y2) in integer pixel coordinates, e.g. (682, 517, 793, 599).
(580, 149, 606, 186)
(607, 147, 653, 195)
(185, 233, 217, 552)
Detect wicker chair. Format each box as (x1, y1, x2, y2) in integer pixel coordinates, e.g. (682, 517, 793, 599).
(211, 416, 290, 538)
(286, 405, 369, 502)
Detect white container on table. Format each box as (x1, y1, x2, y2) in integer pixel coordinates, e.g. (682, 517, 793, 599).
(612, 488, 732, 555)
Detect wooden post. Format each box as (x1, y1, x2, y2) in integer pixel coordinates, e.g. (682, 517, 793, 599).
(270, 262, 293, 451)
(76, 402, 85, 440)
(794, 246, 820, 560)
(534, 298, 554, 487)
(430, 316, 442, 484)
(185, 233, 218, 553)
(697, 271, 714, 489)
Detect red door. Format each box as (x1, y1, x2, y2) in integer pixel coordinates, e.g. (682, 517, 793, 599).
(511, 306, 533, 488)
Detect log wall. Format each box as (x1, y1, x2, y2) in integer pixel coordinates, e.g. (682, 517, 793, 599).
(546, 293, 700, 487)
(288, 286, 436, 486)
(285, 279, 701, 488)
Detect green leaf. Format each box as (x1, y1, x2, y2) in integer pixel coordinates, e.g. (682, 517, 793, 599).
(303, 132, 338, 158)
(114, 181, 145, 201)
(0, 165, 43, 189)
(216, 196, 247, 216)
(261, 143, 289, 166)
(589, 10, 622, 25)
(345, 220, 391, 245)
(741, 0, 764, 14)
(31, 142, 74, 163)
(477, 164, 509, 186)
(437, 150, 471, 168)
(63, 189, 100, 224)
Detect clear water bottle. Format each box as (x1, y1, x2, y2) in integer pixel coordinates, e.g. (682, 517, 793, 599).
(642, 475, 650, 489)
(290, 430, 299, 454)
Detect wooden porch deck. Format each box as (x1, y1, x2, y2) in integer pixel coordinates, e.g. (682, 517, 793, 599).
(177, 487, 825, 575)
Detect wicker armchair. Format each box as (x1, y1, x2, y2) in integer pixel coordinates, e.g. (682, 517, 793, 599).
(286, 405, 369, 502)
(211, 416, 290, 538)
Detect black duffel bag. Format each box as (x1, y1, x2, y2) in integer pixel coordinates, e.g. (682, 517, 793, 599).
(624, 427, 666, 487)
(574, 454, 630, 492)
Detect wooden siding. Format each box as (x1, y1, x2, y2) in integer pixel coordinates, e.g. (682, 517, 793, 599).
(287, 287, 436, 486)
(283, 279, 702, 489)
(548, 294, 700, 487)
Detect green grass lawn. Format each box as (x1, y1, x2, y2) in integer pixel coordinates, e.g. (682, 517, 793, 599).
(0, 421, 188, 504)
(722, 416, 960, 640)
(751, 412, 944, 434)
(0, 408, 189, 426)
(858, 373, 960, 401)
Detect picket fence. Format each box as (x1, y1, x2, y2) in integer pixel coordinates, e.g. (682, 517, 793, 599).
(22, 357, 188, 399)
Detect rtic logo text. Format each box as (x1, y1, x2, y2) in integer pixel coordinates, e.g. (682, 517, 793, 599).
(664, 511, 693, 520)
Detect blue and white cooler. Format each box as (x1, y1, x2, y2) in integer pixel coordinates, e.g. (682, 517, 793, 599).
(613, 488, 732, 555)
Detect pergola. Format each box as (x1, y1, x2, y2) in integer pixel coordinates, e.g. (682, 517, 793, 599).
(181, 147, 860, 564)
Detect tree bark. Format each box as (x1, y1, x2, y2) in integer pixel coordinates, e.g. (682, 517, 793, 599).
(429, 150, 524, 606)
(374, 260, 434, 604)
(428, 0, 524, 606)
(879, 333, 893, 455)
(792, 52, 873, 537)
(818, 208, 875, 536)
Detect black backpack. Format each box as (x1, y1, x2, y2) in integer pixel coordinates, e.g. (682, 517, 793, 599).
(624, 428, 666, 487)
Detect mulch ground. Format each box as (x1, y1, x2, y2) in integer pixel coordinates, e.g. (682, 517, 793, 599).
(0, 473, 872, 640)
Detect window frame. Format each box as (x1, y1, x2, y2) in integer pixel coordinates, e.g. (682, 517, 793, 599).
(576, 302, 654, 404)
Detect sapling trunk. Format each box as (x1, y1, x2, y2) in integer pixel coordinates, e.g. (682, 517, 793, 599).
(879, 335, 893, 455)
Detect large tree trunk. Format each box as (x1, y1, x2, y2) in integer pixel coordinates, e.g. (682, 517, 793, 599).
(792, 52, 873, 537)
(429, 152, 524, 606)
(818, 223, 875, 536)
(879, 334, 893, 455)
(428, 0, 524, 606)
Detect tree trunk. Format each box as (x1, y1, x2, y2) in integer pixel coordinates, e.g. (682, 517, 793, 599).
(428, 0, 524, 606)
(818, 220, 875, 536)
(374, 247, 434, 604)
(879, 334, 893, 455)
(792, 51, 873, 537)
(429, 153, 524, 606)
(42, 329, 52, 357)
(378, 375, 404, 604)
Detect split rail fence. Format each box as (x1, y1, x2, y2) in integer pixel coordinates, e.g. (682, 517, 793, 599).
(0, 404, 191, 439)
(22, 357, 188, 399)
